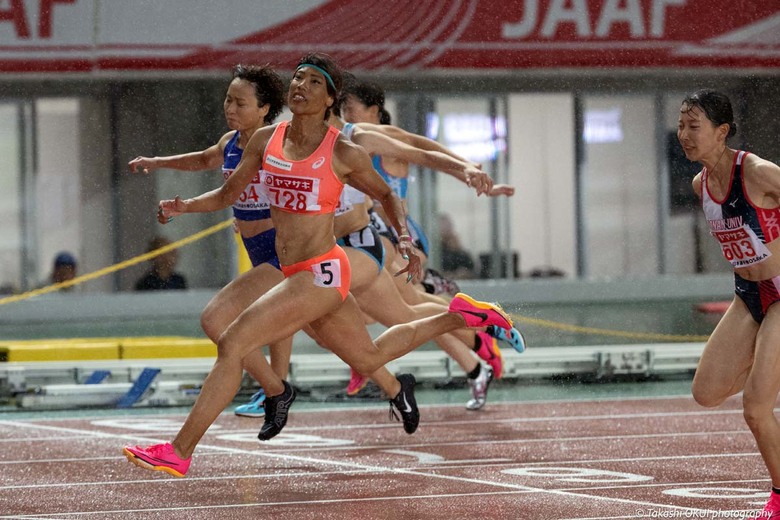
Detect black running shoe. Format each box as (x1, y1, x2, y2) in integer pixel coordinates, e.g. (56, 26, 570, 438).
(389, 374, 419, 434)
(258, 381, 296, 441)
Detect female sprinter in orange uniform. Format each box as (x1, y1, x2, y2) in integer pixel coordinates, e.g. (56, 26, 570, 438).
(122, 54, 513, 478)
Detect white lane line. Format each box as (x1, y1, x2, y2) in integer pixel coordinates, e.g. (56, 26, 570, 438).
(3, 428, 754, 470)
(0, 452, 765, 491)
(0, 435, 90, 443)
(241, 407, 749, 433)
(239, 428, 756, 454)
(0, 490, 532, 518)
(0, 420, 735, 517)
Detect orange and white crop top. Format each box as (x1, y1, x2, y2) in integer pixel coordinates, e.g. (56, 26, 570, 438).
(260, 121, 344, 215)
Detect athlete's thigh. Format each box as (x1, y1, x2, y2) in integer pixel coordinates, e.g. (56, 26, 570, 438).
(221, 271, 344, 356)
(203, 264, 284, 332)
(356, 268, 445, 327)
(693, 296, 758, 396)
(309, 294, 377, 368)
(345, 247, 380, 293)
(356, 270, 416, 326)
(379, 235, 397, 265)
(744, 304, 780, 404)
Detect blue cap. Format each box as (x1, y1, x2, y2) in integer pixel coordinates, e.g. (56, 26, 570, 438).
(54, 252, 77, 267)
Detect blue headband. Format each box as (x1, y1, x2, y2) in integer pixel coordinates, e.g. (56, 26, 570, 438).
(296, 64, 336, 92)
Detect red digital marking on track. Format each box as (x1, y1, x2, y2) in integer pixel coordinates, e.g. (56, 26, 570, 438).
(0, 396, 770, 519)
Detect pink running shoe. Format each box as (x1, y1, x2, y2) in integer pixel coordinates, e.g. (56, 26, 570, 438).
(449, 293, 513, 330)
(749, 493, 780, 519)
(346, 368, 368, 396)
(123, 442, 191, 478)
(475, 330, 504, 379)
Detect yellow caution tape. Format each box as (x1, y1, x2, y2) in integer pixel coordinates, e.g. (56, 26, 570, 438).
(0, 216, 712, 344)
(511, 313, 710, 342)
(0, 218, 234, 306)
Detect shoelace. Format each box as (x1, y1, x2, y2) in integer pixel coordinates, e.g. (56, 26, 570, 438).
(144, 444, 179, 460)
(146, 444, 171, 458)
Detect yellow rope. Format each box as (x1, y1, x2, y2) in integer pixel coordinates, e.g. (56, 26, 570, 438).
(0, 218, 712, 344)
(0, 218, 234, 306)
(510, 313, 710, 342)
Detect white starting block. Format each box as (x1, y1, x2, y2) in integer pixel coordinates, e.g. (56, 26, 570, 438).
(17, 367, 202, 410)
(4, 342, 706, 410)
(596, 349, 654, 379)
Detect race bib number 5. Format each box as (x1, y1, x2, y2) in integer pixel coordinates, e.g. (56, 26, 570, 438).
(312, 259, 342, 290)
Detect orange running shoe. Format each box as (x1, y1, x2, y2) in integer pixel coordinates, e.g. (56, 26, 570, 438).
(475, 330, 504, 379)
(123, 442, 190, 478)
(346, 368, 368, 396)
(449, 293, 513, 330)
(748, 492, 780, 519)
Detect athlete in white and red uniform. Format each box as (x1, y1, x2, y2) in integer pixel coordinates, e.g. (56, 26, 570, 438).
(701, 150, 780, 318)
(331, 118, 510, 410)
(680, 89, 780, 520)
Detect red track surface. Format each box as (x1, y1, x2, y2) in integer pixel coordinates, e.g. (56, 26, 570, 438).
(0, 395, 772, 519)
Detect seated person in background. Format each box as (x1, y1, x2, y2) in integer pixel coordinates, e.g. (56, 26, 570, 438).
(47, 251, 78, 291)
(135, 236, 188, 291)
(438, 213, 475, 280)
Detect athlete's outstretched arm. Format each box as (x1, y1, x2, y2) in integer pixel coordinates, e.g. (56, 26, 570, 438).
(353, 128, 492, 195)
(157, 126, 274, 221)
(129, 132, 232, 174)
(357, 122, 477, 165)
(335, 138, 422, 281)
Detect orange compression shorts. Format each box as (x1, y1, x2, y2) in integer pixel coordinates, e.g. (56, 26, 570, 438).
(280, 244, 351, 301)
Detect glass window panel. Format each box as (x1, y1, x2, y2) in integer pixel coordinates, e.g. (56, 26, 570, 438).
(581, 95, 659, 278)
(427, 96, 510, 280)
(35, 99, 82, 288)
(0, 103, 21, 294)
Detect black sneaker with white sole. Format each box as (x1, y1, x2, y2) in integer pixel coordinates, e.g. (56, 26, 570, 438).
(389, 374, 419, 434)
(258, 381, 296, 441)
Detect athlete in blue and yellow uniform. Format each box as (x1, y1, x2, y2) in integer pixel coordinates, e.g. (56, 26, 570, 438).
(129, 65, 289, 419)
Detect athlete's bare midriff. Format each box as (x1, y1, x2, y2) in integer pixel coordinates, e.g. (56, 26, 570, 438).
(271, 209, 337, 265)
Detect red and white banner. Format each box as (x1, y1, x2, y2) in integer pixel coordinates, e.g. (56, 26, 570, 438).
(0, 0, 777, 73)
